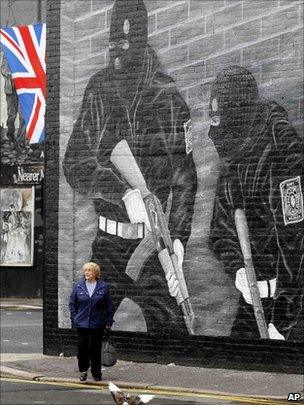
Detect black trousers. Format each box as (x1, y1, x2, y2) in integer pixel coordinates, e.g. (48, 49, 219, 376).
(77, 328, 104, 377)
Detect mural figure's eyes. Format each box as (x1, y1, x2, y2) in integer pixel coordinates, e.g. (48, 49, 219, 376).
(123, 19, 130, 35)
(211, 98, 218, 112)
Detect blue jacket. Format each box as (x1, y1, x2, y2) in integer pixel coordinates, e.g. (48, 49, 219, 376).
(69, 278, 114, 329)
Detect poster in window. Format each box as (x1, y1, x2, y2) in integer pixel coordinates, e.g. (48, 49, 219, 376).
(0, 186, 35, 266)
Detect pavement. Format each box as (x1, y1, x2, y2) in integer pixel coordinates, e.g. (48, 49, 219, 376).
(1, 298, 303, 403)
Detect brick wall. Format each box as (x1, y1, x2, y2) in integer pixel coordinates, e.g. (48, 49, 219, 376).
(58, 0, 303, 127)
(44, 0, 303, 371)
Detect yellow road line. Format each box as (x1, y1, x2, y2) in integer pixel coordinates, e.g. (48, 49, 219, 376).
(141, 388, 287, 405)
(124, 386, 289, 405)
(0, 377, 289, 405)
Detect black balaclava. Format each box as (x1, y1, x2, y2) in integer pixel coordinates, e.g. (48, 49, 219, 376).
(208, 66, 259, 161)
(109, 0, 148, 76)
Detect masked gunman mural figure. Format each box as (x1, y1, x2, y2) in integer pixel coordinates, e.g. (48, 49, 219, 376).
(209, 66, 303, 341)
(63, 0, 197, 334)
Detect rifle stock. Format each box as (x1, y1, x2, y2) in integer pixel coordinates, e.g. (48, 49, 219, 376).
(234, 208, 270, 339)
(125, 234, 156, 281)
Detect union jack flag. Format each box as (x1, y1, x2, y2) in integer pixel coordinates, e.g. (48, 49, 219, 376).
(0, 24, 46, 143)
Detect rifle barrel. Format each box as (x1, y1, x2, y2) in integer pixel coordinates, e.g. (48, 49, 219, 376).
(235, 209, 270, 339)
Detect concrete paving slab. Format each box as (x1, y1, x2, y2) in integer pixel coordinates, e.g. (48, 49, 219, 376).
(0, 365, 44, 380)
(1, 353, 45, 362)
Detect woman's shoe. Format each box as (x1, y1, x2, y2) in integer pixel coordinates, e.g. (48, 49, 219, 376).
(92, 373, 102, 381)
(79, 371, 87, 383)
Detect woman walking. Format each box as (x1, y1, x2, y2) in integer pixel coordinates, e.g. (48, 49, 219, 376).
(69, 262, 114, 382)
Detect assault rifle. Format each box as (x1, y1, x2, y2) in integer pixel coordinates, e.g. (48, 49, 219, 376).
(110, 140, 194, 334)
(234, 208, 270, 339)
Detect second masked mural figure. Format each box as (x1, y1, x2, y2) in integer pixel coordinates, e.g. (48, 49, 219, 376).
(63, 0, 197, 334)
(208, 66, 303, 341)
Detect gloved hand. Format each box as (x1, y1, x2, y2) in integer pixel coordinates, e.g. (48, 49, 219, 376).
(165, 239, 184, 298)
(122, 189, 151, 231)
(235, 268, 276, 305)
(268, 323, 285, 340)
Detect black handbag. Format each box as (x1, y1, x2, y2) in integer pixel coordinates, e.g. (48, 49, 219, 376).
(101, 330, 117, 367)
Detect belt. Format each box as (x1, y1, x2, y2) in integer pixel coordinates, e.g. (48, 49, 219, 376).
(99, 216, 146, 239)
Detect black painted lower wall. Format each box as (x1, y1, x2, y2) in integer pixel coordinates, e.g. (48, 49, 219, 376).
(44, 325, 304, 374)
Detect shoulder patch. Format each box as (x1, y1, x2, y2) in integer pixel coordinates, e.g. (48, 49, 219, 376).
(183, 119, 192, 155)
(280, 176, 303, 225)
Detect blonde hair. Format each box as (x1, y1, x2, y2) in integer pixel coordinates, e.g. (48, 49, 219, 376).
(83, 262, 101, 280)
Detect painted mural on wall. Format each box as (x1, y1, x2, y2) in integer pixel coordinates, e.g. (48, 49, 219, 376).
(63, 0, 197, 335)
(208, 66, 303, 341)
(58, 0, 303, 341)
(0, 186, 35, 266)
